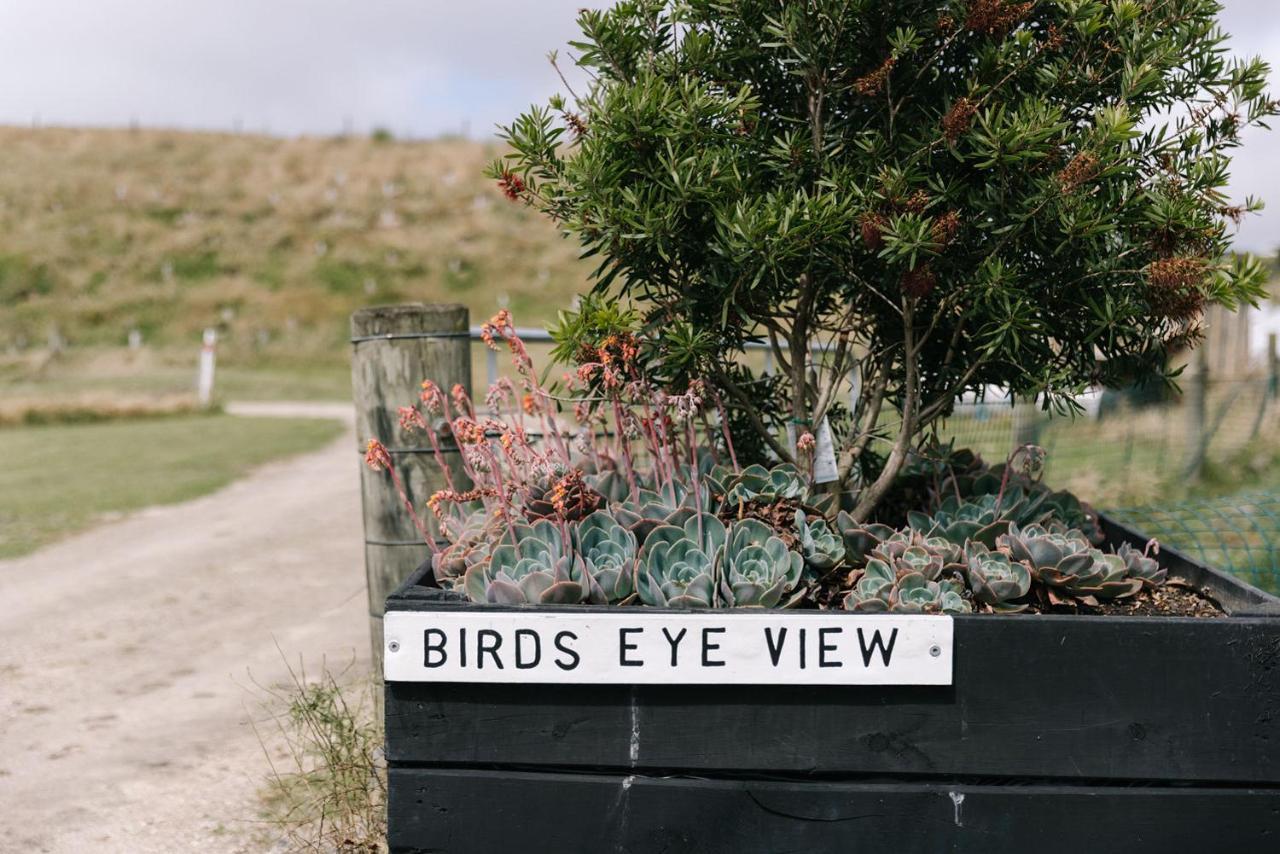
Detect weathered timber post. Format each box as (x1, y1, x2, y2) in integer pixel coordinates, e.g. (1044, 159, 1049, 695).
(1249, 333, 1278, 441)
(1270, 333, 1279, 407)
(1184, 345, 1209, 480)
(351, 304, 471, 670)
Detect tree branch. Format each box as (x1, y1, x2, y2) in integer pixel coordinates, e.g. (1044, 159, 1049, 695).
(838, 355, 890, 484)
(851, 302, 919, 521)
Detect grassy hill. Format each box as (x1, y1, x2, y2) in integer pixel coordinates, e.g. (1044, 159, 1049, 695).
(0, 126, 594, 369)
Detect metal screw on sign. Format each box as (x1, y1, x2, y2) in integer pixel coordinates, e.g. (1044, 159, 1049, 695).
(387, 639, 401, 654)
(929, 645, 942, 658)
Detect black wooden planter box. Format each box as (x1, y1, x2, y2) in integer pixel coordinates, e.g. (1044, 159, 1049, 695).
(384, 518, 1280, 853)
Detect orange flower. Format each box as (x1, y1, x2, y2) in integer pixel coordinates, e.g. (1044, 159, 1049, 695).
(419, 380, 445, 413)
(364, 439, 392, 471)
(398, 406, 429, 433)
(451, 418, 487, 445)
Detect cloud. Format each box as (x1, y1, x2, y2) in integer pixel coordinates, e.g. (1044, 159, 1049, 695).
(0, 0, 589, 136)
(0, 0, 1274, 250)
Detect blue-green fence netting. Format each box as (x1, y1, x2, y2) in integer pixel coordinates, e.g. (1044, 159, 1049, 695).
(1106, 492, 1280, 595)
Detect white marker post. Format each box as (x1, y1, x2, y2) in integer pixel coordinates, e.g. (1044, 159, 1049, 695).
(197, 328, 217, 408)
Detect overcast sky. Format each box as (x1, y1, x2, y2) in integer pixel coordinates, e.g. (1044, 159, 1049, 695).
(0, 0, 1276, 251)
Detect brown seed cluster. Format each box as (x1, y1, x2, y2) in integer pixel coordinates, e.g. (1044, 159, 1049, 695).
(563, 112, 588, 139)
(854, 56, 897, 97)
(859, 211, 887, 251)
(1056, 152, 1099, 194)
(942, 97, 978, 144)
(1148, 257, 1206, 290)
(931, 210, 961, 245)
(965, 0, 1036, 36)
(903, 190, 931, 214)
(937, 14, 957, 34)
(901, 265, 938, 298)
(1044, 23, 1065, 51)
(1146, 257, 1208, 323)
(1219, 204, 1247, 225)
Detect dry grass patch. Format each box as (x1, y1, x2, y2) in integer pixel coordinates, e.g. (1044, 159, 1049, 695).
(0, 391, 206, 427)
(0, 126, 593, 364)
(253, 658, 386, 853)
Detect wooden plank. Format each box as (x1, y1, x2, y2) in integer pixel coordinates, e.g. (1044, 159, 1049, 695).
(387, 767, 1280, 854)
(351, 303, 471, 669)
(385, 614, 1280, 784)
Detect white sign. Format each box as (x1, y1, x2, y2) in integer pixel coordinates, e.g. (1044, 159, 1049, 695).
(383, 611, 953, 686)
(785, 418, 840, 484)
(812, 417, 840, 484)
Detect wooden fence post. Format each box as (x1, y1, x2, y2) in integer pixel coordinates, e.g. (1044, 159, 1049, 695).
(1184, 345, 1209, 480)
(351, 304, 471, 671)
(1270, 333, 1278, 403)
(1249, 333, 1277, 440)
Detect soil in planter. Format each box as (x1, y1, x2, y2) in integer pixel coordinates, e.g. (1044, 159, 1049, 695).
(1063, 579, 1225, 618)
(812, 576, 1225, 617)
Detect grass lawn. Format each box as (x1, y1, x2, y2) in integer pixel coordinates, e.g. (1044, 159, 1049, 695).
(0, 413, 344, 559)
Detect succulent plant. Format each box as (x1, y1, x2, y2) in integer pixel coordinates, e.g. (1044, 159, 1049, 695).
(955, 466, 1104, 545)
(964, 543, 1032, 612)
(524, 469, 605, 522)
(1039, 489, 1105, 546)
(719, 518, 804, 607)
(572, 510, 638, 603)
(834, 512, 896, 566)
(891, 544, 947, 581)
(999, 523, 1141, 605)
(1113, 541, 1167, 589)
(842, 558, 897, 611)
(432, 539, 491, 591)
(587, 469, 632, 504)
(612, 480, 716, 544)
(636, 513, 725, 608)
(795, 510, 843, 570)
(891, 573, 972, 614)
(430, 506, 497, 588)
(463, 519, 595, 604)
(842, 560, 971, 614)
(721, 463, 808, 507)
(865, 529, 966, 581)
(908, 487, 1051, 547)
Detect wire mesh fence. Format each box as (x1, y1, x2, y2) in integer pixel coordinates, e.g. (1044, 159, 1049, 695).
(934, 377, 1280, 508)
(1106, 493, 1280, 595)
(932, 377, 1280, 593)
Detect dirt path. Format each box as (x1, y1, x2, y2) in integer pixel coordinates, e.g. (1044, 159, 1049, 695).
(0, 403, 370, 853)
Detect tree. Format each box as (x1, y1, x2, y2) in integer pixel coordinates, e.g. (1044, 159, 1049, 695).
(491, 0, 1276, 520)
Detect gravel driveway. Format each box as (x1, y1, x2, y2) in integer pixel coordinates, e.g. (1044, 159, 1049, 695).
(0, 404, 370, 853)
